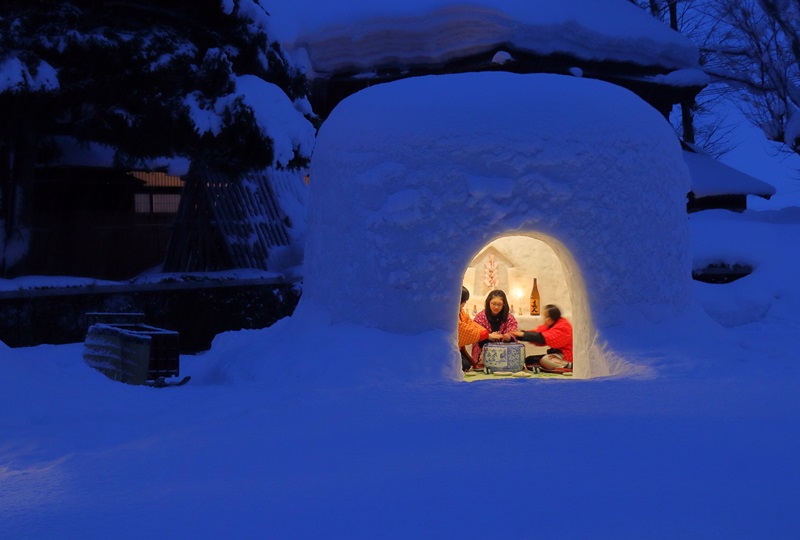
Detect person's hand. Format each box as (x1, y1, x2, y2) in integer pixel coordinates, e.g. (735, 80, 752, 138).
(502, 333, 511, 342)
(488, 332, 503, 341)
(511, 330, 523, 338)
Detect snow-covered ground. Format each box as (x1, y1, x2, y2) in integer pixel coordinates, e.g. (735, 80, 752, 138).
(1, 206, 799, 539)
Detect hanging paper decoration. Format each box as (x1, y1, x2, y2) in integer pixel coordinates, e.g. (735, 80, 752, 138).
(483, 255, 498, 290)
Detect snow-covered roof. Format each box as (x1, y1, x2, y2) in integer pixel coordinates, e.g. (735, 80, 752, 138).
(270, 1, 705, 81)
(683, 144, 776, 199)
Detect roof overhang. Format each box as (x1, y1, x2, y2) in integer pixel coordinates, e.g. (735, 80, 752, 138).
(682, 144, 776, 200)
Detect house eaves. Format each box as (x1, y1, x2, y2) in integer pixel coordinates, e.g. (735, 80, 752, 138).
(683, 146, 776, 200)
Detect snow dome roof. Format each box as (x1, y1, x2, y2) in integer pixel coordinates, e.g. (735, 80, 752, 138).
(301, 72, 693, 380)
(270, 0, 705, 80)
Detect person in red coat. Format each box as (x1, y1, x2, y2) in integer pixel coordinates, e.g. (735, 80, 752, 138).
(513, 304, 573, 372)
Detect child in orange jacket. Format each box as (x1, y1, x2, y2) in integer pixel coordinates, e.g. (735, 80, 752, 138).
(458, 286, 488, 371)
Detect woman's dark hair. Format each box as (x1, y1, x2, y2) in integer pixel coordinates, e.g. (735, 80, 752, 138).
(484, 289, 510, 331)
(461, 286, 470, 304)
(544, 304, 561, 322)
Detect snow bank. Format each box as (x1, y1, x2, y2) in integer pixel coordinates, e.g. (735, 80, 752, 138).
(691, 208, 800, 328)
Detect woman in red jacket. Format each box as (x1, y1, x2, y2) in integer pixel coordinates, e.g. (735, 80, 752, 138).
(513, 304, 573, 372)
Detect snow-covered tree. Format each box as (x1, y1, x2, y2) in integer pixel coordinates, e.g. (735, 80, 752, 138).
(0, 0, 316, 276)
(702, 0, 800, 157)
(629, 0, 739, 157)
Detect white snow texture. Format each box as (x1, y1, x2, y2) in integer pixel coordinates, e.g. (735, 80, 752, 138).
(303, 72, 692, 379)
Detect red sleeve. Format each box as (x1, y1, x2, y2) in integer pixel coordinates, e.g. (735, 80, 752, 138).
(539, 320, 572, 351)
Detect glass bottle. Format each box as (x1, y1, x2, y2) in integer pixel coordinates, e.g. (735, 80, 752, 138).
(529, 278, 540, 316)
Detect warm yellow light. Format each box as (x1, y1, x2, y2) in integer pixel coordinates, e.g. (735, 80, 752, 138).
(512, 288, 523, 300)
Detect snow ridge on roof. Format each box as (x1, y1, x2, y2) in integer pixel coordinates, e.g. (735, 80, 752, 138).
(275, 1, 701, 77)
(683, 144, 776, 198)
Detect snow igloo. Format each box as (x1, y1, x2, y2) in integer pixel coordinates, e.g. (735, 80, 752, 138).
(301, 72, 692, 380)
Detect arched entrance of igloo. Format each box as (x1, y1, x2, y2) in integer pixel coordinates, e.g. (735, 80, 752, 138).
(458, 233, 597, 380)
(464, 236, 572, 318)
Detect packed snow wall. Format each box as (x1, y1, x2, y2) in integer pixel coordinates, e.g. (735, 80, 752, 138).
(302, 72, 692, 379)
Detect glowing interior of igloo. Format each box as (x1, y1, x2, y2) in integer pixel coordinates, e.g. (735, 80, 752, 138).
(462, 235, 575, 366)
(301, 72, 693, 381)
(463, 236, 572, 319)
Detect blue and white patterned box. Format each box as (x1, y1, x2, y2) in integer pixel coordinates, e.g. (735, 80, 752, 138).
(482, 342, 526, 373)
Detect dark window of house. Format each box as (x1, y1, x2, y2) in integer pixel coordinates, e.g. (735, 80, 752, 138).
(135, 193, 152, 213)
(152, 194, 181, 213)
(134, 193, 181, 213)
